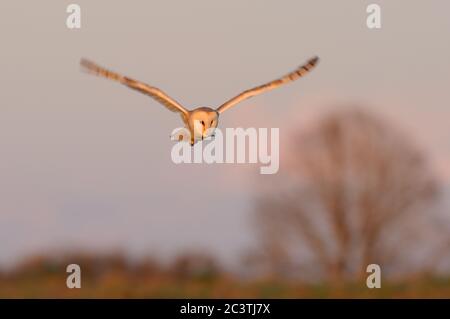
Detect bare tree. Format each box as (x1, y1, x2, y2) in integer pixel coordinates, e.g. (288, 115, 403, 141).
(254, 109, 447, 282)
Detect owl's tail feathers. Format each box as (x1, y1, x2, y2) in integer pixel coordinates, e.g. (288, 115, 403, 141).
(80, 58, 125, 83)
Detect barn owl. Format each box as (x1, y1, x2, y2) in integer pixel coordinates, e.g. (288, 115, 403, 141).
(80, 56, 319, 145)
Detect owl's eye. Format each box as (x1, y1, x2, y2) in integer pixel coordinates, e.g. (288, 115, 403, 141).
(210, 120, 213, 125)
(201, 120, 205, 126)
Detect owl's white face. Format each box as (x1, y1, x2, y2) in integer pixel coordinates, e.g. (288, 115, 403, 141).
(190, 107, 219, 140)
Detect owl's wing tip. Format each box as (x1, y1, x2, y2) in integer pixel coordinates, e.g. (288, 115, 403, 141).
(310, 56, 320, 65)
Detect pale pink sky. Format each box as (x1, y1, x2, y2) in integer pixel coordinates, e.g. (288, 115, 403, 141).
(0, 1, 449, 268)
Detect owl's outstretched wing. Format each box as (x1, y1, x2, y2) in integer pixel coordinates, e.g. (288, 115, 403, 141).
(216, 56, 319, 114)
(80, 59, 188, 115)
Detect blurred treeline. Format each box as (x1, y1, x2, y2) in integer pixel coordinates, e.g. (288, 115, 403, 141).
(1, 251, 450, 298)
(250, 109, 450, 283)
(1, 108, 449, 298)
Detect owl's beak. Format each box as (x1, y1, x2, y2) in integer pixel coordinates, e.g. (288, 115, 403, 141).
(202, 128, 206, 140)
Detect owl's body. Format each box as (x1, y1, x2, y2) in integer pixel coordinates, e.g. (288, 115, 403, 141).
(80, 56, 319, 145)
(179, 107, 219, 144)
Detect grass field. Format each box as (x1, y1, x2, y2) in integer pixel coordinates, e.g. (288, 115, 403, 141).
(1, 254, 449, 298)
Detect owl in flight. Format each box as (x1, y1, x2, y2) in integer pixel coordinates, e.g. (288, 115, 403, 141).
(80, 56, 319, 145)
